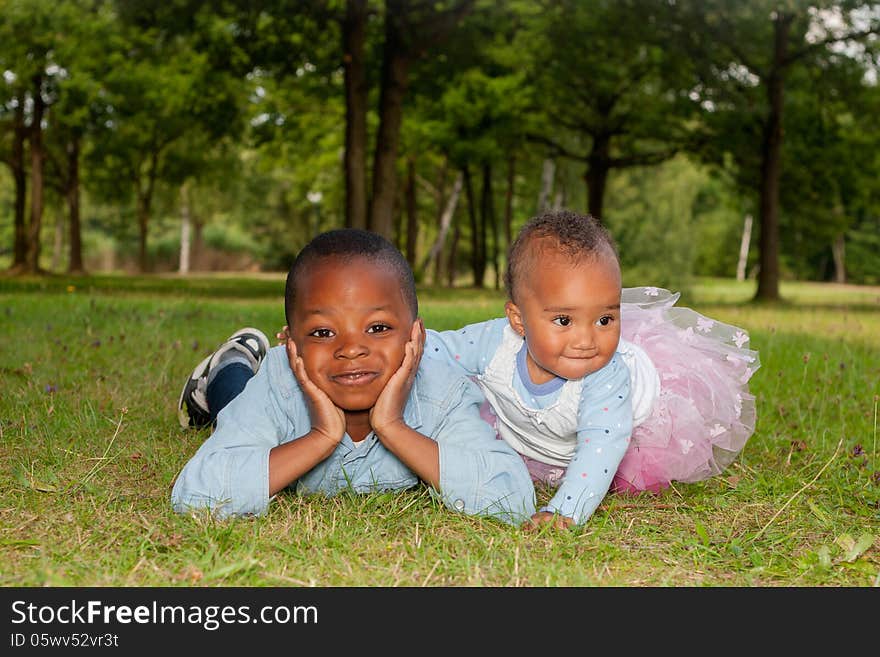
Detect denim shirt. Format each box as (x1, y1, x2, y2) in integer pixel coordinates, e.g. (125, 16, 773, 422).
(171, 345, 536, 525)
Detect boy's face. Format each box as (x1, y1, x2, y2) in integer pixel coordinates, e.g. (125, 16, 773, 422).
(289, 256, 415, 412)
(505, 245, 621, 384)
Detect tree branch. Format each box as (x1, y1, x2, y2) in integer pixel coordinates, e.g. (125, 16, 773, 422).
(608, 148, 678, 169)
(787, 25, 880, 65)
(525, 132, 588, 162)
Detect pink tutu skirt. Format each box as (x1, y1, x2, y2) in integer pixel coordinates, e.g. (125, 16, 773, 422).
(610, 287, 760, 494)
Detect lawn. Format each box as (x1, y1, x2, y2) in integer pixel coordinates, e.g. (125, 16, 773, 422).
(0, 274, 877, 586)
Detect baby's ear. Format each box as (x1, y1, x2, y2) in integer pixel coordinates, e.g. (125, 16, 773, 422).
(505, 301, 525, 337)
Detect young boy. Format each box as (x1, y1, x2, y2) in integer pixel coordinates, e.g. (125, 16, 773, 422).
(171, 229, 536, 525)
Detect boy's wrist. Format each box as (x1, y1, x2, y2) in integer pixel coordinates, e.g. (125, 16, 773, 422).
(370, 417, 408, 443)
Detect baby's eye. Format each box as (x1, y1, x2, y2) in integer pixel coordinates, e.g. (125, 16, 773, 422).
(367, 323, 392, 334)
(308, 328, 335, 338)
(552, 316, 572, 327)
(596, 315, 614, 327)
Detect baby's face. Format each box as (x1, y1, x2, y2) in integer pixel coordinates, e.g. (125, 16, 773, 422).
(507, 249, 621, 384)
(288, 256, 415, 412)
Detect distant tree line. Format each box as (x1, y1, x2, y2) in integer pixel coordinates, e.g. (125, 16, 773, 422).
(2, 0, 879, 297)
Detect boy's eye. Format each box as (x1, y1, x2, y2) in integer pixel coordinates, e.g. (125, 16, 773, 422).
(552, 316, 571, 327)
(367, 323, 392, 334)
(596, 316, 614, 327)
(308, 328, 335, 338)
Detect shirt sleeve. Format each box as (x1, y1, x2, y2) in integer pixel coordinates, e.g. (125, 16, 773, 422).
(170, 350, 295, 518)
(541, 354, 633, 525)
(430, 373, 536, 524)
(423, 318, 507, 375)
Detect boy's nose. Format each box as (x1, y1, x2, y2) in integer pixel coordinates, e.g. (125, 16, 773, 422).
(335, 334, 368, 358)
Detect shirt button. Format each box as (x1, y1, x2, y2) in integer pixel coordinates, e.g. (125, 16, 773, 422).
(454, 499, 465, 511)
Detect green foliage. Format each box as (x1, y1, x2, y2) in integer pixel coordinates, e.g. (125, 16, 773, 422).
(846, 216, 880, 285)
(607, 155, 721, 290)
(1, 0, 878, 287)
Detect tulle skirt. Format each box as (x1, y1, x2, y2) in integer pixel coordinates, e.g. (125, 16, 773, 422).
(610, 287, 760, 493)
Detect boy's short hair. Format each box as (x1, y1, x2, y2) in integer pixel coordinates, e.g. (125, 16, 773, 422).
(285, 229, 419, 325)
(505, 210, 619, 302)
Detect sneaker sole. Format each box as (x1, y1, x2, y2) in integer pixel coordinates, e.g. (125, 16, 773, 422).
(177, 353, 212, 429)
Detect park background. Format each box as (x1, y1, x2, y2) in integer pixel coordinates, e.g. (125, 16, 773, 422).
(1, 0, 878, 586)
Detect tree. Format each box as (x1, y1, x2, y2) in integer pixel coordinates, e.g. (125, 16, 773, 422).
(523, 0, 697, 221)
(367, 0, 474, 238)
(672, 0, 879, 301)
(778, 45, 880, 283)
(88, 10, 242, 272)
(0, 0, 60, 273)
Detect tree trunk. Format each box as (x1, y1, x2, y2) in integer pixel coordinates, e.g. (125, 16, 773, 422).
(754, 14, 791, 302)
(52, 210, 64, 271)
(25, 73, 46, 273)
(10, 97, 27, 271)
(504, 154, 515, 255)
(179, 182, 191, 274)
(137, 192, 151, 273)
(446, 206, 460, 288)
(67, 136, 85, 274)
(537, 158, 554, 212)
(368, 2, 410, 239)
(736, 214, 753, 282)
(831, 233, 845, 284)
(553, 186, 565, 211)
(405, 156, 418, 269)
(136, 152, 159, 273)
(422, 170, 462, 283)
(343, 0, 369, 230)
(462, 164, 485, 288)
(586, 133, 611, 221)
(481, 162, 499, 289)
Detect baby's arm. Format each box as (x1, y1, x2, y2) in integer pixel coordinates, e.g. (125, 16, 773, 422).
(423, 318, 507, 375)
(537, 355, 633, 527)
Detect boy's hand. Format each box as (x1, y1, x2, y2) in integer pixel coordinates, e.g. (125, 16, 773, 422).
(370, 319, 424, 436)
(276, 325, 290, 345)
(523, 511, 574, 532)
(286, 339, 345, 445)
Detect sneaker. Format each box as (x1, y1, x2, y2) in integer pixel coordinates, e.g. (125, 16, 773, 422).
(177, 327, 270, 429)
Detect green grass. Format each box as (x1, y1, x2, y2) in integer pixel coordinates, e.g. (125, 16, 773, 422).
(0, 275, 877, 586)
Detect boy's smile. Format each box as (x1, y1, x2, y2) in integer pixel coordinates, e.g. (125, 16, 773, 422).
(289, 255, 415, 413)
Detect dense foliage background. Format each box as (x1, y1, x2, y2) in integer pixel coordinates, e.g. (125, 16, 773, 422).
(2, 1, 879, 296)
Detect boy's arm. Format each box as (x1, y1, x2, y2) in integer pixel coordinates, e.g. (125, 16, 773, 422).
(171, 356, 286, 518)
(537, 355, 633, 526)
(431, 375, 537, 524)
(374, 322, 535, 523)
(171, 348, 338, 517)
(268, 339, 346, 494)
(370, 320, 440, 486)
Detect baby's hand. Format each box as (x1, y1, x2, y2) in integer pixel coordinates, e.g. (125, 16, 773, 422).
(286, 339, 345, 445)
(276, 325, 290, 345)
(523, 511, 574, 532)
(369, 319, 424, 436)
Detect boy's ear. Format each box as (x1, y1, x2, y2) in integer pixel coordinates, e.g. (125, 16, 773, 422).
(505, 301, 525, 337)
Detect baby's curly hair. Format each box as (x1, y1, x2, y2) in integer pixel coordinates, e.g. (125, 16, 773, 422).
(505, 210, 619, 302)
